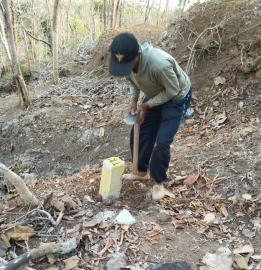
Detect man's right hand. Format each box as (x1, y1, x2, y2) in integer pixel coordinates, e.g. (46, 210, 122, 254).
(130, 98, 138, 115)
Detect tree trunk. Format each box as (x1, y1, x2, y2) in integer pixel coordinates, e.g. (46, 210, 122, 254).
(110, 0, 114, 28)
(113, 0, 120, 29)
(1, 0, 31, 107)
(66, 0, 71, 43)
(144, 0, 151, 24)
(31, 0, 36, 62)
(0, 13, 11, 63)
(0, 163, 39, 206)
(161, 0, 169, 21)
(119, 0, 124, 27)
(52, 0, 60, 84)
(23, 29, 31, 76)
(103, 0, 107, 30)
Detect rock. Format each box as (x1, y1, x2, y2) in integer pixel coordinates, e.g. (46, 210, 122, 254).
(200, 247, 232, 270)
(238, 101, 244, 108)
(203, 212, 216, 224)
(158, 210, 171, 223)
(185, 108, 194, 118)
(78, 128, 100, 143)
(106, 252, 127, 270)
(22, 173, 37, 182)
(181, 171, 186, 176)
(256, 69, 261, 79)
(214, 76, 226, 85)
(240, 127, 253, 138)
(213, 101, 219, 107)
(115, 209, 136, 225)
(233, 244, 254, 254)
(150, 261, 190, 270)
(234, 254, 249, 270)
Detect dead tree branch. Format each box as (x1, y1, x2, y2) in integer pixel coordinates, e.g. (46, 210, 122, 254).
(0, 163, 39, 206)
(0, 238, 77, 270)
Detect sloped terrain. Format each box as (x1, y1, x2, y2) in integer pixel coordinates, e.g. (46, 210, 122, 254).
(0, 0, 261, 269)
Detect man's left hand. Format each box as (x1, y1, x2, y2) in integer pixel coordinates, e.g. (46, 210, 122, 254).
(138, 103, 151, 125)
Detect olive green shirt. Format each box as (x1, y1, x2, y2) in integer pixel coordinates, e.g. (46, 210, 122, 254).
(129, 43, 191, 106)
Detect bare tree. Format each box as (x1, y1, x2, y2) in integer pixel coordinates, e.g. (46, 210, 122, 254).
(0, 11, 11, 63)
(110, 0, 114, 28)
(144, 0, 154, 24)
(52, 0, 60, 84)
(103, 0, 107, 30)
(22, 29, 31, 76)
(0, 0, 31, 107)
(119, 0, 124, 27)
(66, 0, 71, 43)
(179, 0, 190, 13)
(161, 0, 169, 21)
(113, 0, 121, 29)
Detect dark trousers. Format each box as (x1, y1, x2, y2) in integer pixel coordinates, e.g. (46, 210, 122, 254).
(130, 89, 192, 183)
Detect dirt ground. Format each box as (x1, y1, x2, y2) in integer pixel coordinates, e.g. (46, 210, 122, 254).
(0, 1, 261, 269)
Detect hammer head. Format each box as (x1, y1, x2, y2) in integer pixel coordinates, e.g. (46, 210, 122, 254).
(123, 113, 138, 125)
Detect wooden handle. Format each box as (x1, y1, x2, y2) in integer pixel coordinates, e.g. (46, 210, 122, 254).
(133, 121, 140, 175)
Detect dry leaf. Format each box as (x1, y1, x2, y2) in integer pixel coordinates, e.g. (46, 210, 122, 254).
(183, 174, 199, 185)
(47, 254, 57, 264)
(61, 194, 78, 210)
(214, 76, 226, 85)
(234, 254, 249, 269)
(234, 244, 254, 255)
(164, 189, 175, 198)
(220, 205, 229, 217)
(242, 229, 255, 238)
(64, 255, 80, 270)
(1, 225, 35, 248)
(146, 224, 163, 245)
(121, 224, 130, 231)
(84, 213, 103, 227)
(52, 200, 65, 212)
(209, 111, 227, 127)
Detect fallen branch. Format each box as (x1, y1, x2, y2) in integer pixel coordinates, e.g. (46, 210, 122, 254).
(0, 238, 77, 270)
(36, 209, 64, 226)
(0, 163, 39, 206)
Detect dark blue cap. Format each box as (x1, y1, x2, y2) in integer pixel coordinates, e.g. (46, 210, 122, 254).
(109, 32, 139, 77)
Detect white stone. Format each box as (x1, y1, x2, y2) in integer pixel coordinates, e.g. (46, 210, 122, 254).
(115, 209, 136, 225)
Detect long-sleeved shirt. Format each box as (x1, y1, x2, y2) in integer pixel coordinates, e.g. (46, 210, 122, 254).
(128, 42, 191, 107)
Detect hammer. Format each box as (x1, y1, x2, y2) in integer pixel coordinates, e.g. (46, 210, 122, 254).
(122, 112, 142, 180)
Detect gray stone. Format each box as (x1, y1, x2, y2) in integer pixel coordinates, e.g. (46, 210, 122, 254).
(213, 101, 219, 107)
(158, 210, 171, 223)
(22, 173, 37, 182)
(78, 128, 99, 143)
(106, 252, 127, 270)
(150, 261, 190, 270)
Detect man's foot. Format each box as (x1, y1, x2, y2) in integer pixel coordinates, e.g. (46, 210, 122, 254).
(152, 184, 165, 201)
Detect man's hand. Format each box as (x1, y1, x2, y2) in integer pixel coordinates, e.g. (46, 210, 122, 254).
(130, 98, 138, 115)
(138, 103, 151, 125)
